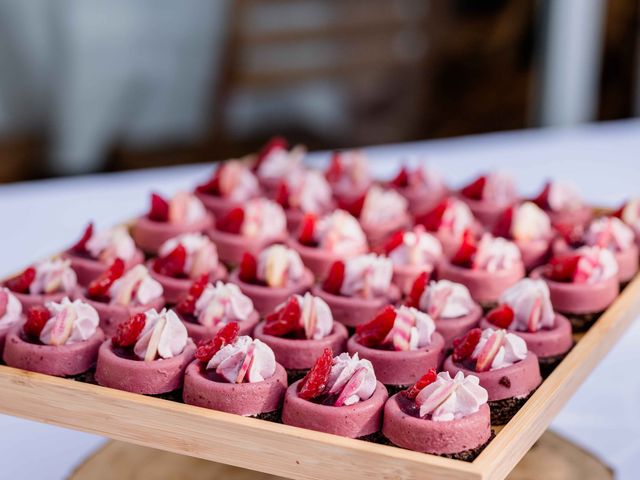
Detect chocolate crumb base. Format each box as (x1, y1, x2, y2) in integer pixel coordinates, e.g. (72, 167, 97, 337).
(286, 368, 309, 384)
(384, 384, 410, 396)
(565, 311, 601, 332)
(489, 391, 535, 425)
(480, 301, 498, 313)
(538, 344, 574, 378)
(69, 369, 98, 385)
(253, 409, 282, 423)
(149, 389, 184, 403)
(383, 430, 495, 462)
(359, 431, 391, 444)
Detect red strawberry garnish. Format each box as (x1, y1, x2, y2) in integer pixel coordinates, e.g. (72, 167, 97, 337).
(238, 252, 258, 283)
(451, 230, 477, 268)
(153, 244, 187, 278)
(87, 258, 126, 300)
(553, 222, 583, 246)
(0, 290, 8, 318)
(545, 254, 580, 282)
(263, 296, 302, 337)
(254, 136, 288, 171)
(176, 274, 210, 316)
(5, 267, 36, 294)
(112, 312, 147, 347)
(452, 327, 482, 362)
(355, 305, 397, 347)
(486, 304, 515, 329)
(274, 181, 290, 208)
(298, 347, 333, 400)
(325, 152, 343, 183)
(404, 368, 437, 400)
(406, 271, 430, 308)
(322, 260, 345, 295)
(460, 176, 486, 200)
(195, 170, 221, 195)
(493, 206, 514, 238)
(195, 322, 240, 363)
(389, 167, 409, 188)
(23, 306, 50, 340)
(216, 207, 244, 234)
(532, 181, 551, 209)
(338, 193, 366, 218)
(298, 213, 317, 246)
(70, 222, 94, 253)
(612, 203, 625, 219)
(382, 230, 405, 255)
(415, 199, 448, 232)
(148, 193, 169, 222)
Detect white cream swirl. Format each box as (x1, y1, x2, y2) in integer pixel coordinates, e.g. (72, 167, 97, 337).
(471, 327, 527, 370)
(39, 297, 99, 346)
(257, 144, 305, 181)
(285, 169, 333, 214)
(133, 308, 188, 361)
(256, 244, 305, 288)
(314, 209, 368, 257)
(547, 181, 583, 212)
(240, 198, 287, 240)
(207, 336, 276, 383)
(159, 233, 219, 278)
(168, 191, 208, 225)
(387, 226, 442, 267)
(472, 234, 522, 272)
(293, 292, 333, 340)
(499, 279, 555, 332)
(436, 198, 475, 236)
(415, 371, 488, 421)
(340, 254, 393, 298)
(511, 202, 552, 242)
(621, 198, 640, 234)
(328, 150, 371, 195)
(360, 186, 408, 226)
(482, 172, 517, 205)
(109, 265, 163, 307)
(0, 288, 22, 329)
(325, 352, 377, 406)
(573, 246, 618, 283)
(194, 281, 254, 327)
(29, 258, 78, 295)
(217, 161, 260, 202)
(86, 226, 137, 264)
(584, 216, 634, 252)
(382, 306, 435, 351)
(418, 280, 475, 319)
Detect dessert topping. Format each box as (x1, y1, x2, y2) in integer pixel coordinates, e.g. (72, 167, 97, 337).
(326, 352, 377, 406)
(112, 312, 147, 348)
(534, 181, 583, 212)
(385, 225, 442, 267)
(24, 306, 50, 340)
(355, 305, 396, 347)
(193, 281, 254, 328)
(461, 172, 516, 205)
(359, 186, 408, 226)
(415, 371, 488, 421)
(27, 259, 78, 295)
(39, 297, 99, 346)
(85, 225, 137, 264)
(255, 244, 305, 288)
(325, 150, 371, 194)
(131, 308, 189, 361)
(498, 279, 555, 332)
(156, 233, 219, 279)
(194, 322, 240, 363)
(70, 222, 94, 253)
(470, 327, 527, 371)
(459, 233, 521, 272)
(406, 271, 430, 308)
(416, 197, 475, 238)
(381, 306, 436, 351)
(418, 279, 476, 319)
(196, 161, 260, 201)
(298, 347, 333, 400)
(278, 170, 333, 215)
(545, 246, 618, 284)
(340, 254, 393, 299)
(87, 258, 125, 300)
(255, 137, 305, 181)
(404, 368, 437, 400)
(109, 265, 163, 307)
(241, 198, 287, 239)
(322, 260, 345, 294)
(298, 213, 317, 246)
(264, 293, 333, 340)
(148, 192, 207, 225)
(0, 288, 21, 328)
(313, 209, 368, 256)
(452, 328, 482, 362)
(175, 274, 210, 316)
(216, 207, 244, 234)
(451, 230, 477, 268)
(486, 304, 514, 329)
(207, 335, 276, 383)
(584, 216, 634, 252)
(5, 267, 36, 294)
(238, 252, 258, 283)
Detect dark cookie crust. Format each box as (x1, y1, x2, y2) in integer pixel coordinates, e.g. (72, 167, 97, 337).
(538, 344, 574, 378)
(254, 409, 282, 423)
(565, 311, 601, 332)
(382, 431, 496, 462)
(286, 368, 309, 384)
(489, 391, 535, 425)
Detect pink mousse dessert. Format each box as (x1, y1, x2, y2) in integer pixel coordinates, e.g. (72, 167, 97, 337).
(415, 197, 478, 258)
(230, 244, 314, 316)
(458, 172, 518, 229)
(356, 186, 411, 249)
(444, 327, 542, 425)
(532, 247, 620, 331)
(95, 308, 195, 394)
(0, 288, 22, 355)
(532, 180, 593, 230)
(325, 150, 373, 208)
(282, 349, 388, 438)
(149, 233, 227, 304)
(288, 209, 369, 279)
(254, 293, 348, 377)
(77, 262, 165, 336)
(5, 258, 78, 310)
(493, 201, 553, 270)
(3, 297, 104, 377)
(253, 136, 306, 196)
(183, 326, 288, 417)
(348, 305, 445, 388)
(312, 253, 400, 328)
(208, 198, 288, 265)
(386, 164, 448, 217)
(194, 160, 262, 218)
(65, 223, 144, 286)
(438, 233, 525, 306)
(382, 225, 443, 294)
(132, 191, 213, 255)
(174, 277, 259, 344)
(406, 276, 482, 351)
(383, 370, 491, 460)
(616, 198, 640, 247)
(480, 279, 573, 375)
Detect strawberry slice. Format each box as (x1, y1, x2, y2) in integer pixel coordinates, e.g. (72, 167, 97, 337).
(274, 181, 290, 208)
(112, 312, 147, 347)
(475, 329, 505, 372)
(153, 244, 187, 278)
(176, 274, 210, 316)
(452, 327, 482, 362)
(70, 222, 94, 253)
(527, 297, 542, 332)
(382, 230, 405, 255)
(254, 136, 288, 171)
(404, 368, 437, 400)
(263, 296, 302, 337)
(148, 193, 170, 222)
(195, 169, 221, 195)
(553, 222, 583, 246)
(460, 176, 486, 200)
(195, 321, 240, 363)
(216, 207, 244, 234)
(493, 206, 514, 238)
(23, 306, 50, 340)
(415, 199, 448, 232)
(338, 193, 366, 218)
(406, 271, 430, 308)
(532, 181, 551, 209)
(612, 203, 625, 219)
(325, 152, 343, 183)
(0, 290, 7, 318)
(486, 304, 514, 329)
(5, 267, 36, 294)
(298, 347, 333, 400)
(389, 167, 409, 188)
(451, 230, 477, 268)
(545, 254, 580, 282)
(355, 305, 397, 347)
(322, 260, 345, 295)
(298, 213, 317, 246)
(87, 258, 126, 300)
(238, 252, 258, 283)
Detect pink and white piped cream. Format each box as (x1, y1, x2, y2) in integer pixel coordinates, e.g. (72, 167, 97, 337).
(482, 172, 517, 205)
(584, 217, 635, 252)
(166, 191, 208, 225)
(470, 328, 527, 371)
(284, 170, 333, 214)
(256, 244, 306, 288)
(313, 210, 368, 257)
(0, 288, 22, 329)
(159, 233, 219, 279)
(256, 144, 305, 183)
(340, 254, 393, 298)
(388, 226, 442, 267)
(132, 309, 189, 361)
(499, 279, 555, 332)
(415, 371, 488, 421)
(216, 161, 261, 201)
(511, 202, 552, 241)
(620, 198, 640, 235)
(109, 265, 163, 307)
(546, 181, 583, 212)
(383, 306, 436, 351)
(472, 234, 522, 272)
(572, 246, 619, 284)
(241, 198, 287, 240)
(328, 150, 372, 195)
(39, 297, 99, 346)
(291, 293, 334, 340)
(360, 186, 408, 227)
(325, 352, 377, 406)
(419, 280, 476, 319)
(29, 258, 78, 295)
(433, 198, 475, 237)
(86, 226, 137, 264)
(207, 336, 277, 383)
(194, 281, 254, 328)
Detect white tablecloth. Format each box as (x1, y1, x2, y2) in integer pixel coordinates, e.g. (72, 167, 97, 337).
(2, 119, 640, 479)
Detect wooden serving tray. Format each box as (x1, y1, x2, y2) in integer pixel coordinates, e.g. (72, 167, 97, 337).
(1, 250, 639, 480)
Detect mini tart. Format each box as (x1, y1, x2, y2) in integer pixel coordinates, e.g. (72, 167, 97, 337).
(148, 261, 228, 304)
(286, 237, 359, 280)
(392, 185, 448, 218)
(311, 284, 401, 329)
(361, 212, 412, 250)
(228, 269, 314, 316)
(132, 213, 214, 255)
(64, 249, 145, 286)
(432, 304, 483, 351)
(383, 394, 491, 458)
(180, 311, 260, 344)
(392, 264, 436, 296)
(253, 322, 349, 371)
(346, 333, 445, 387)
(282, 379, 388, 438)
(182, 360, 288, 416)
(206, 228, 287, 266)
(514, 238, 551, 271)
(443, 353, 541, 425)
(3, 326, 105, 377)
(437, 260, 525, 306)
(95, 340, 196, 394)
(73, 290, 166, 337)
(8, 291, 67, 311)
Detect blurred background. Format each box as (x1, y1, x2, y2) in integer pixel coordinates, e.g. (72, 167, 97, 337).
(0, 0, 637, 182)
